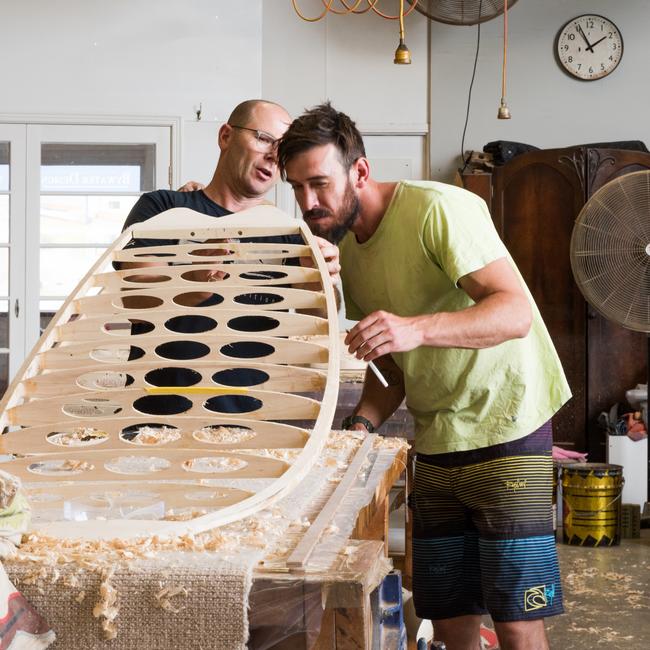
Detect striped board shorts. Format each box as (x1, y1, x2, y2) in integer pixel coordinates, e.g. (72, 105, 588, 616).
(410, 421, 563, 622)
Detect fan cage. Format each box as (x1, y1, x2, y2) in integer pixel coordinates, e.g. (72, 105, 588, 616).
(570, 170, 650, 334)
(408, 0, 518, 25)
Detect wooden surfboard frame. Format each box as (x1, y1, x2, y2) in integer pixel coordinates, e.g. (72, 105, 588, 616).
(0, 206, 340, 541)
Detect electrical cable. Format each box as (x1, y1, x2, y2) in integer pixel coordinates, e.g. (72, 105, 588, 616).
(460, 0, 483, 173)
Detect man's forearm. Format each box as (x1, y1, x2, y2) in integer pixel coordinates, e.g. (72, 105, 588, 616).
(349, 355, 405, 431)
(417, 290, 531, 349)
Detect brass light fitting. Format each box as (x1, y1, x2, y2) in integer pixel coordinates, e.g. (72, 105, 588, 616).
(498, 0, 511, 118)
(394, 38, 412, 64)
(291, 1, 417, 65)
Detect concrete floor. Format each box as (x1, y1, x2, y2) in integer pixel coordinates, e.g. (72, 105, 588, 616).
(543, 530, 650, 649)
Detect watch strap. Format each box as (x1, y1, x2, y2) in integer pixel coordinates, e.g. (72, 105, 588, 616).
(341, 414, 375, 433)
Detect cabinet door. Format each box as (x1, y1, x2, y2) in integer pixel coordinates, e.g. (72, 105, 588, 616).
(492, 148, 587, 450)
(585, 149, 650, 459)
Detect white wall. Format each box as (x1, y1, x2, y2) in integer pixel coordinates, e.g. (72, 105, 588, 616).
(1, 0, 262, 121)
(4, 1, 649, 187)
(429, 0, 650, 180)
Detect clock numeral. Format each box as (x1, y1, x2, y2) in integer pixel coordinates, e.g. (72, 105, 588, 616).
(563, 45, 569, 51)
(568, 33, 576, 40)
(609, 55, 614, 61)
(577, 64, 582, 70)
(601, 63, 605, 71)
(612, 43, 617, 49)
(568, 56, 573, 63)
(608, 32, 613, 38)
(589, 66, 594, 74)
(587, 19, 594, 28)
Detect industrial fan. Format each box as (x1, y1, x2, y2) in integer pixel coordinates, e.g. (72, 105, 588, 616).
(408, 0, 518, 25)
(570, 169, 650, 507)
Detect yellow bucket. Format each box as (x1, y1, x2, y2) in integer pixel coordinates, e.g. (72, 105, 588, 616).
(561, 463, 624, 547)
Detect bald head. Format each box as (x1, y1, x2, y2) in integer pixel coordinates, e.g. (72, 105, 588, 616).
(227, 100, 288, 129)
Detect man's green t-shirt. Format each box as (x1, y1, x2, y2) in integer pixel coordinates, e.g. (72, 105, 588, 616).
(340, 180, 571, 454)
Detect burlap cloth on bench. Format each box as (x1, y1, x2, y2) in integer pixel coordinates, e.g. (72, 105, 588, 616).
(6, 553, 252, 650)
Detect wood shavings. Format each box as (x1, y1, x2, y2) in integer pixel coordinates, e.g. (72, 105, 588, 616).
(47, 427, 108, 447)
(28, 459, 94, 475)
(164, 508, 208, 522)
(155, 583, 190, 614)
(182, 456, 247, 473)
(128, 426, 181, 445)
(93, 567, 119, 640)
(239, 448, 301, 463)
(193, 426, 256, 445)
(7, 429, 401, 641)
(0, 470, 21, 509)
(373, 435, 409, 451)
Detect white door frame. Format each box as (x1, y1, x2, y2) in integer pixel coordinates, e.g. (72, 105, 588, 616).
(0, 124, 27, 379)
(0, 115, 181, 373)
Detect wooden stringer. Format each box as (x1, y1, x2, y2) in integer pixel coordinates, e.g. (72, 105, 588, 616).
(0, 206, 340, 541)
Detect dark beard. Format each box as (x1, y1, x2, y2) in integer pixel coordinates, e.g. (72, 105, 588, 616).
(303, 185, 360, 244)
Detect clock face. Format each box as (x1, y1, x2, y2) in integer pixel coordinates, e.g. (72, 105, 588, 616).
(556, 14, 623, 80)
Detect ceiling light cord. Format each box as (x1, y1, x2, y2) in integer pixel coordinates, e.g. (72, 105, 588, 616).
(292, 1, 417, 63)
(498, 0, 511, 118)
(292, 0, 334, 22)
(460, 0, 483, 172)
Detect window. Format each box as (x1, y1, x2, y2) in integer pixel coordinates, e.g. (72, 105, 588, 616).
(0, 122, 173, 398)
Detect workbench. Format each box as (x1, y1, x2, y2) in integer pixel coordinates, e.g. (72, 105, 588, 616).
(4, 432, 408, 650)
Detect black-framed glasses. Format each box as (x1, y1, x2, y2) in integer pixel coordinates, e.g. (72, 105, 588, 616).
(229, 125, 279, 153)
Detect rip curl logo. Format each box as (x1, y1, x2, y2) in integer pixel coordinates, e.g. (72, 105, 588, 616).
(524, 585, 548, 611)
(505, 478, 527, 492)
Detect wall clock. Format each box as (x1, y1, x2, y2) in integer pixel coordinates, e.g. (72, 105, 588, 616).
(556, 14, 623, 80)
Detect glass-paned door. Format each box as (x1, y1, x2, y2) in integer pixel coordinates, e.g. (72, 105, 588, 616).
(25, 124, 171, 352)
(0, 126, 26, 398)
(0, 122, 172, 400)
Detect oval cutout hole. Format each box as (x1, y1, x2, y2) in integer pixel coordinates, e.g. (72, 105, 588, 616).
(28, 459, 94, 476)
(193, 425, 256, 445)
(173, 292, 224, 307)
(133, 252, 175, 258)
(133, 394, 193, 415)
(115, 295, 164, 310)
(234, 292, 283, 306)
(62, 400, 122, 418)
(204, 395, 263, 414)
(228, 315, 279, 333)
(103, 318, 156, 336)
(220, 341, 274, 359)
(120, 423, 180, 445)
(104, 456, 171, 475)
(212, 368, 269, 387)
(182, 456, 248, 473)
(155, 341, 210, 360)
(165, 314, 217, 334)
(47, 428, 109, 447)
(90, 345, 145, 363)
(239, 270, 287, 280)
(145, 367, 202, 387)
(123, 274, 171, 284)
(188, 247, 233, 257)
(76, 371, 134, 390)
(181, 269, 230, 282)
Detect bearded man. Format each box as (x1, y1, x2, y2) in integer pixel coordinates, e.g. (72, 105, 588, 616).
(278, 102, 571, 650)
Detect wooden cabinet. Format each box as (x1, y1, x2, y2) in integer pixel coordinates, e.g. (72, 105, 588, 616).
(463, 147, 650, 458)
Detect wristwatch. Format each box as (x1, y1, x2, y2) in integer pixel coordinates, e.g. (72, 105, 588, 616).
(341, 414, 375, 433)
